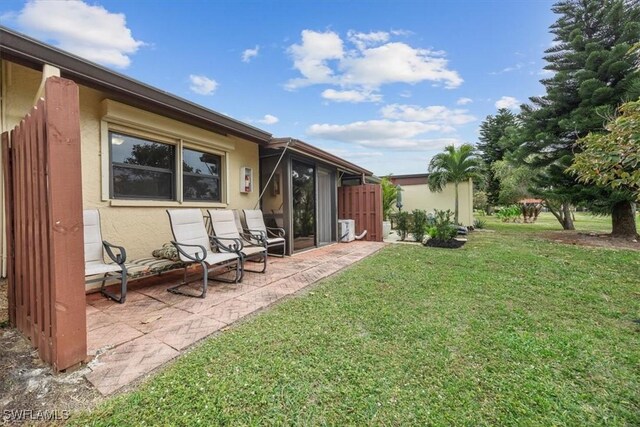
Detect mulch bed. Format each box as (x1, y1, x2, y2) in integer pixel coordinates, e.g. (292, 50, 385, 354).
(425, 238, 467, 249)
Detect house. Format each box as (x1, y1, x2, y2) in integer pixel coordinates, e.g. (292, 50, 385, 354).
(0, 27, 380, 276)
(387, 174, 474, 226)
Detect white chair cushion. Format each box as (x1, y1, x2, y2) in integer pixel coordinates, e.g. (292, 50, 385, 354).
(167, 209, 212, 263)
(243, 209, 267, 234)
(85, 260, 122, 276)
(203, 251, 238, 265)
(266, 237, 286, 245)
(242, 245, 267, 257)
(83, 209, 104, 264)
(208, 209, 241, 240)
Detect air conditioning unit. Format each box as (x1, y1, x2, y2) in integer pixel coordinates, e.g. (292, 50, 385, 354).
(338, 219, 355, 242)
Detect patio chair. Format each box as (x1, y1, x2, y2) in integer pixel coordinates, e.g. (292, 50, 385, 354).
(242, 209, 286, 256)
(83, 209, 128, 304)
(207, 209, 268, 278)
(167, 209, 242, 298)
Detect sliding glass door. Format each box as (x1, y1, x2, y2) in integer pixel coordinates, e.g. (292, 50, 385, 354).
(292, 160, 316, 251)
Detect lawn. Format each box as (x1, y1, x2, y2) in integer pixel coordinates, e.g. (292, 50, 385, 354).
(73, 224, 640, 426)
(480, 211, 639, 233)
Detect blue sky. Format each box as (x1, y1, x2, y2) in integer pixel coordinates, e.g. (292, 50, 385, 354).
(1, 0, 556, 175)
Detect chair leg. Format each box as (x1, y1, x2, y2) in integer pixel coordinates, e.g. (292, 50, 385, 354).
(168, 264, 207, 298)
(101, 267, 128, 304)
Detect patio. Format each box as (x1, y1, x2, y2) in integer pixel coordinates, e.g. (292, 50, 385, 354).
(84, 241, 385, 395)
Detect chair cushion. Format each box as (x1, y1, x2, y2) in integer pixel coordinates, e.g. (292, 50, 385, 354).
(208, 209, 241, 240)
(243, 209, 267, 234)
(83, 209, 104, 264)
(85, 260, 122, 276)
(204, 251, 239, 266)
(242, 245, 267, 257)
(266, 237, 286, 245)
(167, 209, 212, 262)
(152, 243, 180, 261)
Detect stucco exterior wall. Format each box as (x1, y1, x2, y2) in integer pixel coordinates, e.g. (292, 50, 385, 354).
(399, 180, 474, 226)
(1, 61, 260, 265)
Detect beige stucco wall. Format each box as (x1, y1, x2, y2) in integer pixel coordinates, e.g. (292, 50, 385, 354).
(399, 180, 474, 226)
(1, 61, 260, 268)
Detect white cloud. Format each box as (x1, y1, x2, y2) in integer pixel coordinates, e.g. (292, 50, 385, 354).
(11, 0, 143, 68)
(307, 120, 460, 150)
(321, 89, 382, 103)
(495, 96, 520, 110)
(456, 97, 473, 105)
(380, 104, 476, 128)
(490, 63, 524, 75)
(242, 45, 259, 62)
(257, 114, 279, 125)
(189, 75, 218, 95)
(285, 29, 462, 92)
(285, 30, 344, 90)
(347, 30, 390, 51)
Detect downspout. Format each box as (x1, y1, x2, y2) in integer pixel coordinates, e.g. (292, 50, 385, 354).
(254, 138, 291, 209)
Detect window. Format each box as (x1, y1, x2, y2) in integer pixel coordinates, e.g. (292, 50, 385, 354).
(109, 131, 225, 203)
(110, 132, 175, 200)
(183, 148, 221, 202)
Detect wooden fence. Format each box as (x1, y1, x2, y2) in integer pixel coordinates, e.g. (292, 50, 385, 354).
(1, 77, 86, 371)
(337, 183, 383, 242)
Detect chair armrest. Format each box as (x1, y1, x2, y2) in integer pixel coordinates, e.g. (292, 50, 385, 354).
(171, 241, 207, 262)
(103, 241, 127, 265)
(210, 236, 243, 253)
(241, 229, 267, 247)
(266, 227, 285, 238)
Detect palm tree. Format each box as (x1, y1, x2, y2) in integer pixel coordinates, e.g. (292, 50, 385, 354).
(428, 144, 482, 224)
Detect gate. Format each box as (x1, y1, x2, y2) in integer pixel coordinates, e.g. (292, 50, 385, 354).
(337, 183, 383, 242)
(1, 77, 86, 371)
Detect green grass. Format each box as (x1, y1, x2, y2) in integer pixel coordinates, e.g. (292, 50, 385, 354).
(479, 211, 640, 234)
(72, 230, 640, 426)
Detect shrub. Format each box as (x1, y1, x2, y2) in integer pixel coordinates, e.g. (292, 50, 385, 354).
(428, 209, 458, 241)
(473, 218, 486, 229)
(411, 209, 428, 242)
(395, 211, 410, 241)
(496, 205, 521, 222)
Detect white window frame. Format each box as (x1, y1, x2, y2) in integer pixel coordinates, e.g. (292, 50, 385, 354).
(100, 99, 233, 207)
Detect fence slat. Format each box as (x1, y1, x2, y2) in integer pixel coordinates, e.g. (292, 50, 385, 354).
(2, 77, 86, 371)
(1, 131, 15, 325)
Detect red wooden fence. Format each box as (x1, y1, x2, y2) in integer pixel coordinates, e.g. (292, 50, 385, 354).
(1, 77, 86, 371)
(337, 183, 383, 242)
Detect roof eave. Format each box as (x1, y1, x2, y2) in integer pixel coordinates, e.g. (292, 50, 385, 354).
(0, 27, 272, 144)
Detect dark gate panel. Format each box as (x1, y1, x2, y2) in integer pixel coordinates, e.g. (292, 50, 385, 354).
(1, 77, 86, 371)
(337, 184, 383, 242)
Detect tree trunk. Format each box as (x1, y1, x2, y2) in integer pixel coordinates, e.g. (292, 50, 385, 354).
(561, 202, 575, 230)
(611, 200, 638, 239)
(454, 182, 459, 225)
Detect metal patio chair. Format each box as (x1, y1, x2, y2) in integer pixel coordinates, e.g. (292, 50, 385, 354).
(242, 209, 287, 257)
(207, 209, 268, 279)
(83, 209, 128, 303)
(167, 209, 242, 298)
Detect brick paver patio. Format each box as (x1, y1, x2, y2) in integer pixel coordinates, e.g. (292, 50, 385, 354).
(84, 241, 385, 395)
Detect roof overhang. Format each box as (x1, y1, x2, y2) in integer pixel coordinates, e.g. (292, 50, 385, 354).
(0, 27, 272, 145)
(269, 137, 374, 177)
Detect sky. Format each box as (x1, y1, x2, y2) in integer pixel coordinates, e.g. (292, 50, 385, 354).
(0, 0, 557, 176)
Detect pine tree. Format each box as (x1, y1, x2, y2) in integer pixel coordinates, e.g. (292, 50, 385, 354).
(477, 108, 518, 209)
(518, 0, 640, 234)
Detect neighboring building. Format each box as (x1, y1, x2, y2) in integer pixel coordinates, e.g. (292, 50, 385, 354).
(0, 27, 378, 277)
(387, 174, 474, 226)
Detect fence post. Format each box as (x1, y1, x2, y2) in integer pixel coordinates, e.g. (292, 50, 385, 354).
(44, 77, 87, 371)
